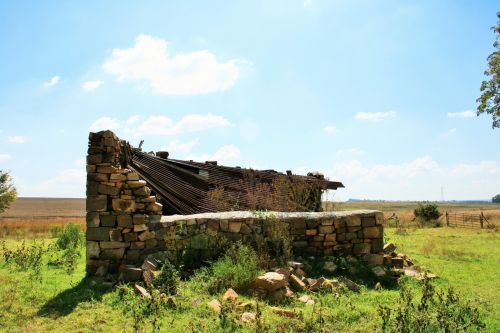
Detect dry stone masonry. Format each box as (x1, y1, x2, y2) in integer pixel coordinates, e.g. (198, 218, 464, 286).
(86, 130, 385, 280)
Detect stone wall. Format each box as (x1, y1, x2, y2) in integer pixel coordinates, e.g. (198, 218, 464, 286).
(86, 131, 384, 278)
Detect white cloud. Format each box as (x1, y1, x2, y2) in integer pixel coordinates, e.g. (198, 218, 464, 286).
(36, 168, 86, 197)
(127, 115, 143, 125)
(0, 154, 11, 162)
(74, 158, 86, 167)
(323, 125, 336, 133)
(447, 110, 476, 118)
(355, 111, 397, 122)
(43, 76, 60, 88)
(325, 157, 500, 201)
(440, 128, 457, 138)
(82, 80, 103, 91)
(103, 34, 243, 95)
(186, 145, 241, 165)
(8, 136, 27, 144)
(161, 139, 199, 154)
(125, 113, 230, 137)
(336, 148, 364, 156)
(89, 117, 120, 132)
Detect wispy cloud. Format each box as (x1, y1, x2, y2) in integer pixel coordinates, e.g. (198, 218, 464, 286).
(355, 111, 397, 122)
(447, 110, 476, 118)
(0, 154, 12, 162)
(88, 117, 120, 132)
(82, 80, 103, 91)
(161, 139, 199, 154)
(103, 34, 245, 95)
(8, 136, 27, 144)
(323, 125, 336, 133)
(124, 113, 230, 137)
(43, 76, 60, 88)
(186, 145, 241, 164)
(440, 127, 457, 138)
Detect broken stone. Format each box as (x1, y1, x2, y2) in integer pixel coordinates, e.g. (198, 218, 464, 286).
(208, 299, 222, 313)
(254, 272, 287, 292)
(112, 199, 136, 213)
(287, 261, 304, 269)
(298, 295, 315, 305)
(372, 266, 387, 278)
(339, 277, 360, 292)
(289, 274, 306, 291)
(119, 265, 143, 282)
(128, 180, 147, 188)
(391, 257, 404, 268)
(364, 253, 385, 265)
(383, 243, 396, 253)
(222, 288, 239, 302)
(240, 312, 256, 323)
(134, 284, 151, 299)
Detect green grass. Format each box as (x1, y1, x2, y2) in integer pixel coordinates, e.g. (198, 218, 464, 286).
(0, 227, 498, 332)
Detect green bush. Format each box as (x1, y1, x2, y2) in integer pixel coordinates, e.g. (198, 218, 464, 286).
(378, 277, 485, 332)
(48, 223, 85, 274)
(414, 203, 442, 223)
(151, 260, 179, 296)
(196, 243, 263, 294)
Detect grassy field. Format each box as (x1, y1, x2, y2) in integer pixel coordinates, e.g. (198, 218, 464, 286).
(0, 224, 498, 332)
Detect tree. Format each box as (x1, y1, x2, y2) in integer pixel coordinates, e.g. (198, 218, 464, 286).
(477, 12, 500, 128)
(0, 170, 17, 213)
(493, 194, 500, 203)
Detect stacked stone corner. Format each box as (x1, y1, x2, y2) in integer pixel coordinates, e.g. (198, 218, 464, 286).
(86, 130, 163, 277)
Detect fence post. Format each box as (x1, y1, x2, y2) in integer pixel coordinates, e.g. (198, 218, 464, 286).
(446, 211, 449, 227)
(480, 212, 484, 229)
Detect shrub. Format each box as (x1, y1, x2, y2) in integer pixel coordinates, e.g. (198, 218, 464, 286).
(151, 260, 179, 296)
(0, 240, 44, 280)
(414, 203, 442, 224)
(48, 222, 85, 273)
(199, 243, 263, 293)
(378, 277, 485, 332)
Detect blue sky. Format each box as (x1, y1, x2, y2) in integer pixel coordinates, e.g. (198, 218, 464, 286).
(0, 0, 499, 200)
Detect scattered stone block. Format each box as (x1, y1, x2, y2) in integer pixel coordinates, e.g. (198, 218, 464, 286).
(134, 284, 151, 299)
(372, 266, 387, 278)
(255, 272, 287, 292)
(298, 295, 314, 305)
(289, 274, 306, 291)
(240, 312, 256, 323)
(222, 288, 239, 302)
(119, 265, 142, 282)
(323, 261, 337, 273)
(208, 299, 222, 313)
(270, 307, 299, 318)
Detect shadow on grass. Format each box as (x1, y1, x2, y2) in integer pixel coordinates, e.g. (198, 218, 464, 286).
(37, 278, 112, 318)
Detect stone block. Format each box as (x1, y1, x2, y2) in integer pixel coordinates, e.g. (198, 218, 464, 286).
(138, 231, 155, 241)
(383, 243, 396, 253)
(228, 221, 242, 233)
(292, 241, 308, 248)
(321, 218, 334, 226)
(325, 234, 336, 242)
(87, 227, 111, 241)
(127, 173, 140, 181)
(86, 212, 100, 227)
(220, 219, 229, 231)
(145, 238, 157, 248)
(117, 214, 133, 228)
(334, 217, 346, 229)
(353, 243, 371, 254)
(100, 241, 130, 249)
(100, 248, 125, 260)
(86, 181, 99, 195)
(306, 229, 317, 236)
(133, 214, 149, 225)
(109, 229, 123, 242)
(240, 223, 252, 234)
(124, 232, 138, 242)
(361, 216, 376, 227)
(345, 232, 357, 240)
(363, 226, 383, 239)
(100, 214, 116, 227)
(191, 233, 212, 250)
(110, 173, 127, 181)
(97, 166, 117, 174)
(254, 272, 287, 292)
(346, 216, 361, 227)
(371, 238, 384, 253)
(112, 198, 136, 213)
(87, 154, 102, 164)
(134, 224, 148, 232)
(147, 202, 163, 213)
(318, 225, 334, 234)
(134, 186, 151, 197)
(86, 241, 100, 258)
(128, 180, 147, 188)
(88, 173, 108, 182)
(86, 195, 107, 212)
(364, 253, 384, 265)
(130, 242, 145, 250)
(119, 265, 142, 282)
(98, 184, 120, 196)
(290, 219, 306, 230)
(86, 165, 96, 173)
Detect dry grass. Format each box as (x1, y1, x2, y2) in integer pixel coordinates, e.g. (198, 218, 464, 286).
(0, 218, 85, 238)
(323, 201, 500, 226)
(0, 197, 85, 218)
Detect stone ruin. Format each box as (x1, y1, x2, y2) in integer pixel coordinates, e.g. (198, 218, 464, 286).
(86, 130, 385, 281)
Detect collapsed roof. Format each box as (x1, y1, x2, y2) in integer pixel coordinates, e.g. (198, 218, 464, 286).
(123, 145, 344, 215)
